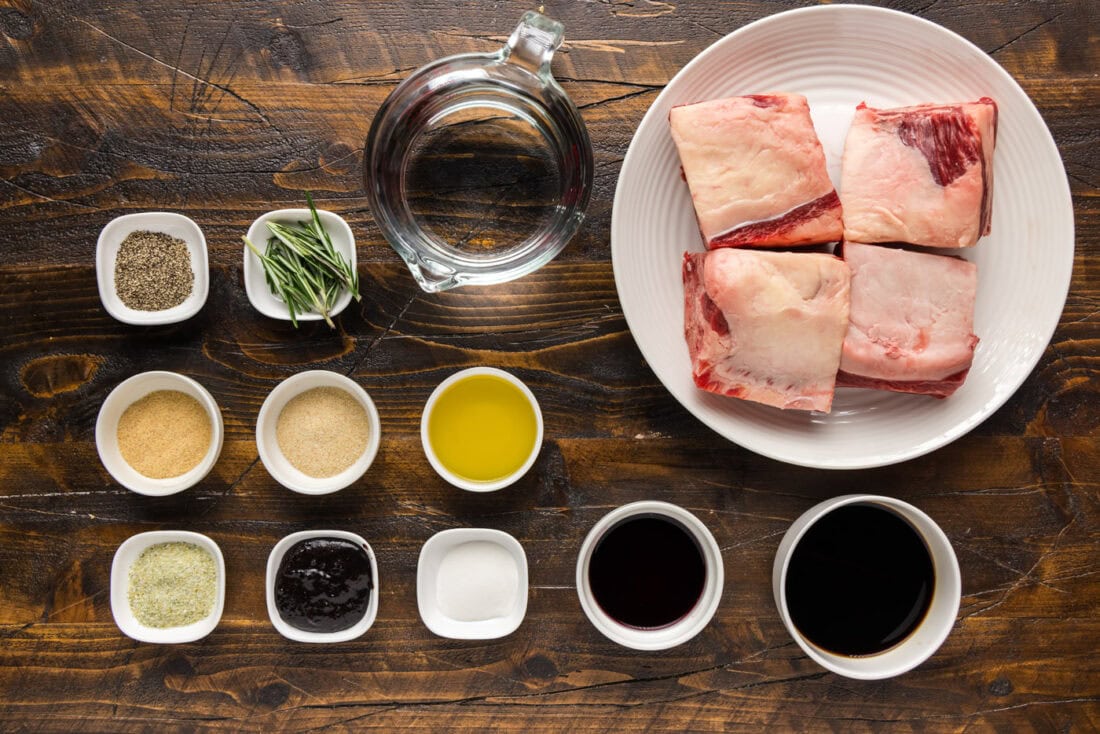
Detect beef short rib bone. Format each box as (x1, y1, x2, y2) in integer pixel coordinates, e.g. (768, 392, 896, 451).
(837, 242, 979, 398)
(840, 98, 997, 248)
(670, 94, 843, 249)
(683, 249, 850, 413)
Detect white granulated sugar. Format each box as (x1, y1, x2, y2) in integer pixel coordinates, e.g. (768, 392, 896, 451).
(435, 541, 519, 622)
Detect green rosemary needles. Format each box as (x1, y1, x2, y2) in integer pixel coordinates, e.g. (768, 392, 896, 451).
(245, 194, 360, 328)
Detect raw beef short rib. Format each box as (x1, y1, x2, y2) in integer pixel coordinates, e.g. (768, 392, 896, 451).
(840, 98, 998, 248)
(669, 93, 844, 249)
(683, 249, 851, 412)
(837, 242, 979, 397)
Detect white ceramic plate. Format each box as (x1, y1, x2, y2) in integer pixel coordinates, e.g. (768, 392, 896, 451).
(611, 5, 1074, 469)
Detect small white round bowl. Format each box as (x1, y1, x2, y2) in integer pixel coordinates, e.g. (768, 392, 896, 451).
(576, 501, 724, 651)
(772, 494, 962, 680)
(266, 530, 380, 643)
(96, 212, 209, 325)
(417, 528, 528, 640)
(256, 370, 381, 495)
(420, 367, 544, 492)
(95, 371, 224, 496)
(110, 530, 226, 644)
(243, 208, 357, 322)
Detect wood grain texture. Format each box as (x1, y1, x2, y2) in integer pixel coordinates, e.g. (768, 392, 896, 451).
(1, 0, 1097, 731)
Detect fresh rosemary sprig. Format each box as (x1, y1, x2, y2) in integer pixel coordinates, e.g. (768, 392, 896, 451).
(244, 193, 360, 328)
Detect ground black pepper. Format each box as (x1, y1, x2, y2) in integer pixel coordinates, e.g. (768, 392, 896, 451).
(115, 230, 194, 310)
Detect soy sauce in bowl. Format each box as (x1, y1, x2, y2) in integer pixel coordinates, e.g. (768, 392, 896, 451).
(588, 515, 706, 629)
(785, 503, 935, 656)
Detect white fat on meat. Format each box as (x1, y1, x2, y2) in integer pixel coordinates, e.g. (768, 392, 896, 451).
(840, 99, 997, 248)
(669, 94, 843, 248)
(683, 249, 851, 413)
(839, 242, 978, 393)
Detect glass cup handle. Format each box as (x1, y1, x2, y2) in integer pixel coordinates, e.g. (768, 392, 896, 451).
(501, 11, 564, 79)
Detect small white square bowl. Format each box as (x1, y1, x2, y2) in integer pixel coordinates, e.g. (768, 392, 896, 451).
(110, 530, 226, 644)
(266, 530, 379, 643)
(417, 528, 528, 639)
(255, 370, 382, 495)
(96, 212, 209, 325)
(95, 371, 224, 496)
(243, 208, 357, 322)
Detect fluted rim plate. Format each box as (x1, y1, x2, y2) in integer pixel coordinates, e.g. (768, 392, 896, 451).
(611, 5, 1074, 469)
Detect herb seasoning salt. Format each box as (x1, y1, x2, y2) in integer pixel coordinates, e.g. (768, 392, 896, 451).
(128, 542, 217, 628)
(115, 230, 194, 311)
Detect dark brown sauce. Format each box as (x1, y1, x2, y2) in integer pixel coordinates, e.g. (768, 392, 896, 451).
(588, 515, 706, 629)
(275, 538, 373, 633)
(785, 504, 934, 656)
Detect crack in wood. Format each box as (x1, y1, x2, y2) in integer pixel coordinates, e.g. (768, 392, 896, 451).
(323, 65, 421, 84)
(718, 528, 787, 552)
(932, 697, 1100, 721)
(0, 621, 35, 640)
(554, 77, 664, 90)
(341, 292, 418, 379)
(31, 0, 283, 144)
(1, 178, 97, 210)
(0, 589, 105, 640)
(577, 88, 657, 112)
(1, 489, 131, 499)
(284, 661, 730, 712)
(431, 28, 684, 56)
(0, 502, 86, 519)
(987, 12, 1065, 57)
(677, 14, 725, 39)
(562, 38, 685, 54)
(912, 0, 942, 16)
(168, 8, 194, 113)
(261, 667, 830, 725)
(923, 484, 1047, 498)
(420, 652, 528, 689)
(360, 302, 614, 334)
(959, 509, 1080, 619)
(283, 17, 344, 30)
(198, 454, 263, 515)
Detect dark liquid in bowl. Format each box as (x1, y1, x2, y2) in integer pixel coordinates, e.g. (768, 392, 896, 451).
(589, 516, 706, 628)
(785, 504, 934, 656)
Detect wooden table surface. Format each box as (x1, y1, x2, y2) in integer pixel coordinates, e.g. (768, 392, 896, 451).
(1, 0, 1097, 731)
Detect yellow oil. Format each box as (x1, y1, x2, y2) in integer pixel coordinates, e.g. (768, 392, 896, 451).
(427, 374, 538, 483)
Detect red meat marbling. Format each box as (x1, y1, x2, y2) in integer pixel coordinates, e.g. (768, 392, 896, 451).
(683, 249, 851, 413)
(670, 93, 843, 249)
(840, 98, 998, 248)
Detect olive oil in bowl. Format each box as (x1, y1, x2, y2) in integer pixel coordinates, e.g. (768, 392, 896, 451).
(423, 369, 542, 491)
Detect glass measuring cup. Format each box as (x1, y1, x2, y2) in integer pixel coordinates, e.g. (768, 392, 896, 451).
(364, 12, 593, 293)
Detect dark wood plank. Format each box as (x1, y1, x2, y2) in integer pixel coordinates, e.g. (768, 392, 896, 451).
(0, 0, 1097, 731)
